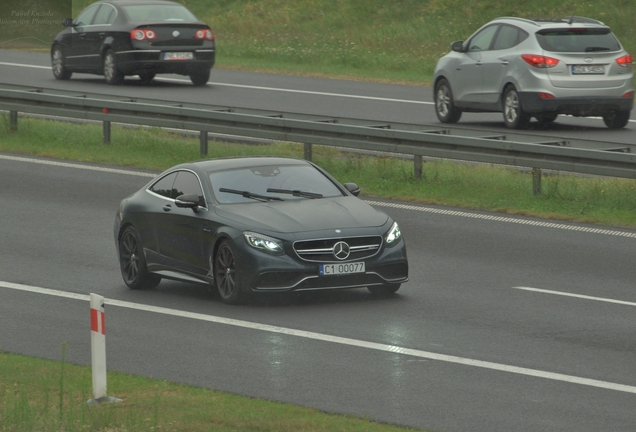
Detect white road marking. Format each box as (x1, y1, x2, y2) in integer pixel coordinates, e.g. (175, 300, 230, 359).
(0, 61, 431, 105)
(1, 154, 634, 239)
(513, 286, 636, 307)
(2, 280, 636, 395)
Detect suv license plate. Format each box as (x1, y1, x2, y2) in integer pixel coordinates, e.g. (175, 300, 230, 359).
(163, 52, 194, 60)
(319, 262, 365, 276)
(572, 65, 605, 75)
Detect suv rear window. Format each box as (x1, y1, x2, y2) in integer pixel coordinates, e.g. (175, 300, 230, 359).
(536, 28, 621, 53)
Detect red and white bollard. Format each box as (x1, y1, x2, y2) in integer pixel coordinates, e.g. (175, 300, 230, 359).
(88, 293, 121, 405)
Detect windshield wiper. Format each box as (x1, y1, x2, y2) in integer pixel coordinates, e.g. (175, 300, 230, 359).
(585, 46, 610, 52)
(219, 188, 284, 202)
(266, 188, 323, 199)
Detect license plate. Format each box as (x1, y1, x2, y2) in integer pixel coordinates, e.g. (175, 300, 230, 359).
(572, 65, 605, 75)
(319, 262, 365, 276)
(163, 52, 193, 60)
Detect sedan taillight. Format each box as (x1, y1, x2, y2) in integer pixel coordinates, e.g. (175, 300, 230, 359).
(195, 29, 214, 41)
(131, 29, 156, 41)
(616, 54, 633, 67)
(521, 54, 559, 68)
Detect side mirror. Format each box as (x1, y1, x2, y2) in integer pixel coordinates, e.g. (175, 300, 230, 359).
(62, 18, 74, 27)
(175, 193, 201, 211)
(343, 183, 360, 197)
(451, 40, 465, 53)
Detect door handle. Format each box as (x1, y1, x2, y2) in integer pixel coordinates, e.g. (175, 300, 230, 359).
(163, 204, 172, 212)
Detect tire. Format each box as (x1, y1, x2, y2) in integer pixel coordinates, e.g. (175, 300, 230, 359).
(103, 50, 124, 85)
(503, 86, 530, 129)
(214, 240, 248, 305)
(368, 283, 401, 295)
(602, 110, 630, 129)
(119, 226, 161, 290)
(51, 45, 72, 80)
(434, 78, 462, 123)
(535, 113, 558, 125)
(190, 69, 210, 86)
(138, 72, 156, 84)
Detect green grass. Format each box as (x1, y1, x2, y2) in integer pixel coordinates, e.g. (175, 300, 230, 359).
(40, 0, 628, 84)
(0, 351, 417, 431)
(1, 115, 636, 228)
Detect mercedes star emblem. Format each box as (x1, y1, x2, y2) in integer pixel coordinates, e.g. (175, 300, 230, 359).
(333, 241, 350, 260)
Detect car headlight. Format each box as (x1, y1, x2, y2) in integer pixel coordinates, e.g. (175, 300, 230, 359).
(385, 222, 402, 245)
(244, 232, 284, 254)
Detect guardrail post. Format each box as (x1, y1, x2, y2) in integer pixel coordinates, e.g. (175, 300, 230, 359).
(304, 143, 313, 161)
(200, 131, 208, 155)
(103, 121, 111, 144)
(414, 155, 423, 179)
(9, 110, 18, 131)
(532, 167, 542, 196)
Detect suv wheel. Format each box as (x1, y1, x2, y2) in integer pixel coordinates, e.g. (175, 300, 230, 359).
(503, 87, 530, 129)
(434, 79, 462, 123)
(602, 110, 631, 129)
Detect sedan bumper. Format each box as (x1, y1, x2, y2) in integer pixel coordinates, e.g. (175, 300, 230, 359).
(115, 49, 215, 75)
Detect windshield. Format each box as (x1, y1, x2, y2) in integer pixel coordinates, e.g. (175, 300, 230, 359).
(209, 164, 343, 203)
(536, 28, 621, 53)
(122, 4, 200, 23)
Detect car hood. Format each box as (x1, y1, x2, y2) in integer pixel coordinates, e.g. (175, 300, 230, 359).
(213, 196, 388, 233)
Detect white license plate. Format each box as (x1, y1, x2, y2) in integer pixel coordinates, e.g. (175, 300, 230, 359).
(163, 52, 194, 60)
(572, 65, 605, 75)
(319, 262, 365, 276)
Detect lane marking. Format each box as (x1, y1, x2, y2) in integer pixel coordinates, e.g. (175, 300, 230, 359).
(2, 280, 636, 394)
(368, 201, 636, 239)
(513, 286, 636, 307)
(0, 61, 431, 105)
(2, 154, 634, 239)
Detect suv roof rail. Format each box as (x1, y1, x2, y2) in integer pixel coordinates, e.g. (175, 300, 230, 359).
(527, 16, 604, 26)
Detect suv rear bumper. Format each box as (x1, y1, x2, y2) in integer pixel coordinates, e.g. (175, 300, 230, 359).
(519, 92, 633, 116)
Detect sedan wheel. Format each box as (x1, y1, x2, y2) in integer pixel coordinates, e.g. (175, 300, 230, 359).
(138, 72, 156, 84)
(119, 226, 161, 290)
(503, 87, 530, 129)
(51, 46, 72, 80)
(103, 50, 124, 85)
(434, 79, 462, 123)
(368, 283, 401, 295)
(215, 240, 247, 304)
(603, 110, 631, 129)
(190, 69, 210, 86)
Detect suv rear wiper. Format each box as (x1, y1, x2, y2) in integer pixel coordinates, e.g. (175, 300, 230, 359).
(219, 188, 284, 202)
(266, 188, 323, 199)
(585, 46, 610, 52)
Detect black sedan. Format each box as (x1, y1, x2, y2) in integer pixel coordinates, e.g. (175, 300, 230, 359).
(51, 0, 215, 86)
(114, 157, 409, 304)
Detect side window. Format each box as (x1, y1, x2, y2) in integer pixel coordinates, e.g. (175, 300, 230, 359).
(173, 171, 205, 206)
(74, 4, 100, 27)
(92, 5, 116, 25)
(468, 25, 499, 52)
(492, 25, 528, 50)
(149, 172, 178, 198)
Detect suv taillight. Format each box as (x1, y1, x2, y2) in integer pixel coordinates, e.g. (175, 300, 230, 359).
(195, 29, 214, 40)
(522, 54, 559, 68)
(131, 29, 156, 41)
(616, 54, 633, 67)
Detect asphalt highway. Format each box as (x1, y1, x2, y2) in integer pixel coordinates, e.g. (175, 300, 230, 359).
(1, 50, 636, 431)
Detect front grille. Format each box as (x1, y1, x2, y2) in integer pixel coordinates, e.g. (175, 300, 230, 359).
(293, 236, 382, 262)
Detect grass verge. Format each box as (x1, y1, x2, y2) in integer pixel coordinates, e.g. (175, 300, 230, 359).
(1, 115, 636, 228)
(0, 351, 417, 431)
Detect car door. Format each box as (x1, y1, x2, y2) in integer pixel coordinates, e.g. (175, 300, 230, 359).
(156, 170, 208, 276)
(83, 4, 118, 70)
(480, 25, 528, 106)
(453, 24, 499, 104)
(66, 4, 100, 69)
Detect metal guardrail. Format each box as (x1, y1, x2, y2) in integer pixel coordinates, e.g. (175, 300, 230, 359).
(1, 84, 635, 192)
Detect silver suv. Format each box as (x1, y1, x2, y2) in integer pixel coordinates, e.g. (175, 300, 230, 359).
(433, 16, 634, 129)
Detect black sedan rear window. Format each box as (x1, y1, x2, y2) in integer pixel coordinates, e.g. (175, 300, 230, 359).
(209, 164, 343, 203)
(536, 28, 621, 53)
(122, 4, 200, 23)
